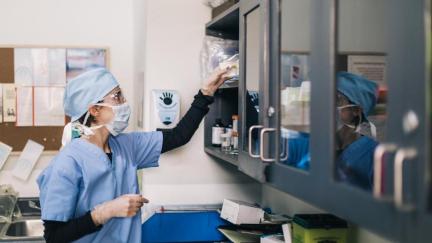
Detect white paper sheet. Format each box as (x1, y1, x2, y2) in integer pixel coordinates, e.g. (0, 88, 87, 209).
(32, 48, 66, 86)
(16, 87, 33, 126)
(34, 87, 65, 126)
(0, 141, 12, 170)
(11, 140, 44, 181)
(0, 84, 3, 123)
(348, 55, 387, 85)
(14, 48, 34, 86)
(14, 48, 66, 86)
(2, 84, 17, 122)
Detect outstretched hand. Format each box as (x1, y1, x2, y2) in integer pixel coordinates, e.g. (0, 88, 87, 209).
(201, 67, 232, 96)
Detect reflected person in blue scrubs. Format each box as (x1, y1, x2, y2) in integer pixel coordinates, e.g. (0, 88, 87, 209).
(336, 72, 379, 191)
(281, 72, 378, 189)
(37, 67, 230, 243)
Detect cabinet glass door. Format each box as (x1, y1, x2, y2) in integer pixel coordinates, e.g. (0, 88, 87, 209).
(238, 0, 268, 181)
(416, 0, 432, 242)
(277, 0, 311, 171)
(324, 0, 423, 241)
(334, 0, 388, 193)
(243, 5, 261, 157)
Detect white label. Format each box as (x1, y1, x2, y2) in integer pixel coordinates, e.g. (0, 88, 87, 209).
(11, 140, 44, 181)
(212, 127, 224, 145)
(348, 55, 386, 85)
(232, 136, 239, 150)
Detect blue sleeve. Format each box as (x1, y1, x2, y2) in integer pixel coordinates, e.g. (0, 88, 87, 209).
(37, 155, 81, 222)
(131, 131, 163, 169)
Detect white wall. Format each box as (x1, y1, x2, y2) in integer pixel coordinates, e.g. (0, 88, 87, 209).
(0, 0, 261, 204)
(0, 0, 135, 196)
(338, 0, 386, 53)
(137, 0, 261, 205)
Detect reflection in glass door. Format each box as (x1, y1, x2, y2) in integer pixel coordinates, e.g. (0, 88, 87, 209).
(334, 0, 388, 192)
(278, 0, 311, 170)
(243, 6, 261, 158)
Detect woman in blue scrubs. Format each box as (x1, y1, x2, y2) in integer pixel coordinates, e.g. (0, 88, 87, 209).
(335, 72, 379, 190)
(279, 72, 379, 191)
(37, 67, 230, 243)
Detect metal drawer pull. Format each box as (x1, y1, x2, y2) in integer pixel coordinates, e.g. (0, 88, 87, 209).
(280, 136, 288, 161)
(373, 144, 397, 199)
(248, 125, 263, 158)
(394, 148, 417, 210)
(260, 128, 276, 162)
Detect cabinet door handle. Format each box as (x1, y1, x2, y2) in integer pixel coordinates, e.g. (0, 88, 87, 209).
(260, 128, 276, 162)
(280, 136, 289, 161)
(373, 143, 397, 199)
(249, 125, 264, 158)
(394, 148, 417, 210)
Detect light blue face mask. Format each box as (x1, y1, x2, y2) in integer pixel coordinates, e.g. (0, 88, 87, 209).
(95, 102, 131, 136)
(61, 102, 131, 146)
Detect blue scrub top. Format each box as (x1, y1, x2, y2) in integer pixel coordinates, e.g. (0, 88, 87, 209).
(37, 131, 163, 243)
(337, 135, 378, 190)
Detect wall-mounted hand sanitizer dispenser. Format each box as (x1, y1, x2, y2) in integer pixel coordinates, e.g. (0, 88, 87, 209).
(151, 90, 180, 129)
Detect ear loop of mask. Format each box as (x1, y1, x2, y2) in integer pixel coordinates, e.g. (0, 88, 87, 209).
(369, 121, 377, 138)
(337, 105, 362, 130)
(76, 108, 105, 136)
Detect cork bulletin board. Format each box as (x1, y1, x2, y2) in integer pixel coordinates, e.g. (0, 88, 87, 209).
(0, 46, 109, 151)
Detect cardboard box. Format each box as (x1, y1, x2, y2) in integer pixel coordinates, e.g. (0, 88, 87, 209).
(220, 199, 264, 225)
(261, 234, 285, 243)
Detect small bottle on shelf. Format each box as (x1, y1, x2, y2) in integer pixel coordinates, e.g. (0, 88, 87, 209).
(220, 133, 232, 153)
(231, 115, 239, 154)
(211, 118, 225, 147)
(226, 124, 233, 137)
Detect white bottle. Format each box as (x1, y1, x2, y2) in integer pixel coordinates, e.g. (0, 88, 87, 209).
(212, 119, 224, 147)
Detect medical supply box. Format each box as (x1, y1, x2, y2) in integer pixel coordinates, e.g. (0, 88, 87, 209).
(292, 214, 348, 243)
(261, 234, 285, 243)
(220, 199, 264, 225)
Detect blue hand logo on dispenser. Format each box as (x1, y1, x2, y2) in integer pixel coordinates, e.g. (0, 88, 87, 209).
(152, 90, 180, 129)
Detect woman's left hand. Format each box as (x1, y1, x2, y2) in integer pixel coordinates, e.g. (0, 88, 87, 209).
(201, 67, 231, 96)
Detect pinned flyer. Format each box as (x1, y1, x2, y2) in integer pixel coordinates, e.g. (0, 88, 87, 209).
(34, 87, 65, 126)
(2, 84, 16, 122)
(14, 48, 66, 86)
(16, 87, 33, 126)
(11, 140, 44, 181)
(0, 141, 12, 170)
(0, 84, 3, 123)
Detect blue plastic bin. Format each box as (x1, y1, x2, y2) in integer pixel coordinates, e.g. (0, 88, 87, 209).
(141, 211, 230, 243)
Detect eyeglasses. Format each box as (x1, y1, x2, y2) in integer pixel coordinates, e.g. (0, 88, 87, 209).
(336, 104, 359, 111)
(102, 90, 126, 105)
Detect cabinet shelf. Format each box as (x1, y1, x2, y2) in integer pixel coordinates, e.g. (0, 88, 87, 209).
(219, 79, 238, 89)
(204, 146, 238, 167)
(206, 3, 239, 40)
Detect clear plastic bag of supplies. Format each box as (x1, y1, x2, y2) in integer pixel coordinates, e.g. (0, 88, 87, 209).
(0, 185, 18, 222)
(200, 36, 239, 82)
(219, 54, 239, 82)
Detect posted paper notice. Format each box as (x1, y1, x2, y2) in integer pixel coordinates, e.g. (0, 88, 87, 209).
(11, 140, 44, 181)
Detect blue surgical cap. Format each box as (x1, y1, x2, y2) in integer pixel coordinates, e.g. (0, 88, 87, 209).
(64, 68, 119, 121)
(337, 71, 378, 117)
